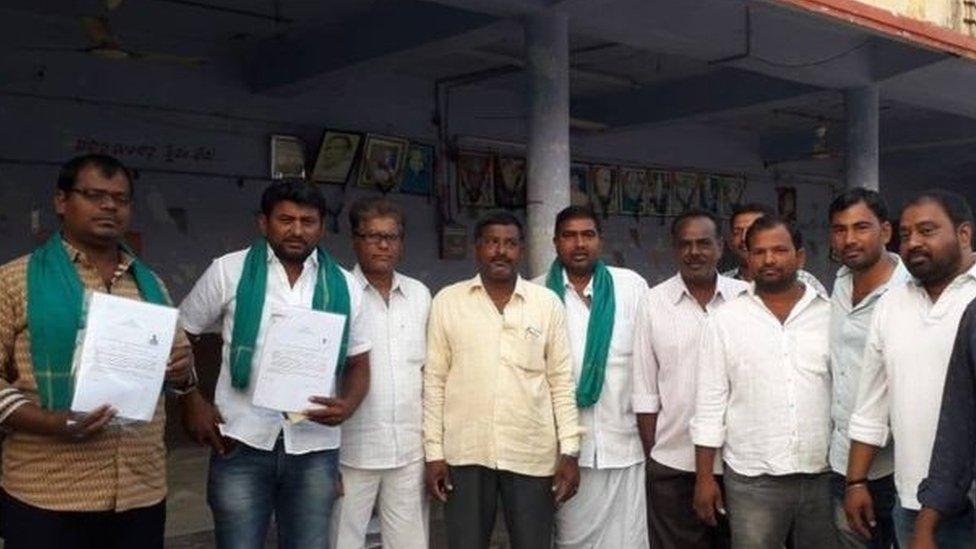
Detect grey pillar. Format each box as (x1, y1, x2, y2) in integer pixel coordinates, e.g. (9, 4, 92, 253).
(525, 12, 570, 278)
(844, 86, 880, 191)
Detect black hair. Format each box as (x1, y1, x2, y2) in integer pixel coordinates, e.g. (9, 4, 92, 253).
(829, 187, 889, 224)
(745, 214, 804, 250)
(901, 189, 974, 229)
(554, 205, 601, 235)
(260, 181, 328, 220)
(348, 196, 405, 235)
(57, 154, 133, 194)
(474, 210, 523, 241)
(671, 208, 720, 240)
(729, 202, 774, 229)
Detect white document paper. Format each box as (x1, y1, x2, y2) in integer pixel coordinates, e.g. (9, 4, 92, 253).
(70, 292, 178, 422)
(252, 307, 345, 413)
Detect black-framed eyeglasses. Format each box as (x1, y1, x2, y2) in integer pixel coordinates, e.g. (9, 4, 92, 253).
(354, 231, 402, 245)
(67, 187, 132, 206)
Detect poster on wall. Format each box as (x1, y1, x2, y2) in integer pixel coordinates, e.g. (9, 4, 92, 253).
(777, 186, 797, 223)
(570, 163, 591, 207)
(494, 156, 527, 208)
(618, 167, 647, 215)
(270, 135, 306, 180)
(398, 143, 434, 195)
(358, 134, 408, 192)
(670, 172, 701, 215)
(457, 151, 495, 207)
(700, 175, 721, 214)
(719, 176, 747, 217)
(311, 130, 362, 184)
(589, 165, 618, 216)
(647, 171, 670, 217)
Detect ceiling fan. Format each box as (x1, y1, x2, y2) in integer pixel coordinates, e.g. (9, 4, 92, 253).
(24, 9, 207, 68)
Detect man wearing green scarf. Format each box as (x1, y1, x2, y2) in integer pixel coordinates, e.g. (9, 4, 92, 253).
(179, 182, 372, 549)
(0, 154, 194, 549)
(535, 206, 650, 548)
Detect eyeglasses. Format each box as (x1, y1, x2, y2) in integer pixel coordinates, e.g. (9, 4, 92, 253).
(354, 231, 402, 245)
(67, 187, 132, 206)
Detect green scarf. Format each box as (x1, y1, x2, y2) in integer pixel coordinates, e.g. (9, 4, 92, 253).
(26, 234, 168, 410)
(229, 238, 350, 389)
(545, 259, 615, 408)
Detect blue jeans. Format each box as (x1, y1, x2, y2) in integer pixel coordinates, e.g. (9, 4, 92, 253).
(892, 500, 975, 548)
(829, 473, 897, 548)
(207, 439, 339, 549)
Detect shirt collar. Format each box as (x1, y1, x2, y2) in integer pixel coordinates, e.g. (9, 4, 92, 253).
(468, 273, 528, 300)
(561, 267, 594, 297)
(908, 253, 976, 289)
(669, 272, 746, 305)
(265, 242, 318, 271)
(746, 277, 830, 303)
(60, 235, 135, 271)
(352, 263, 407, 296)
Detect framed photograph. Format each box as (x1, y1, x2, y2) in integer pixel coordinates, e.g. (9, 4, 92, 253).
(439, 223, 468, 260)
(570, 163, 591, 207)
(457, 151, 494, 207)
(777, 186, 797, 223)
(358, 134, 409, 192)
(270, 135, 306, 180)
(670, 172, 701, 216)
(494, 156, 527, 208)
(700, 174, 722, 214)
(647, 170, 670, 216)
(311, 130, 361, 184)
(618, 167, 647, 215)
(398, 143, 434, 195)
(719, 176, 747, 217)
(589, 164, 618, 216)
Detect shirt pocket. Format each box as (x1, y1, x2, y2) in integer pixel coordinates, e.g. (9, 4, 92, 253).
(794, 332, 829, 376)
(509, 326, 546, 374)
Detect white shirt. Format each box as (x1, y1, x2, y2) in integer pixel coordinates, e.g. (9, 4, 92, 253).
(849, 260, 976, 510)
(532, 266, 648, 469)
(179, 246, 371, 455)
(691, 282, 832, 477)
(828, 254, 910, 479)
(340, 266, 431, 469)
(723, 267, 828, 296)
(632, 273, 749, 473)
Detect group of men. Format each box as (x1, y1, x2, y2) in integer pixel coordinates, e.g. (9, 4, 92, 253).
(0, 152, 974, 549)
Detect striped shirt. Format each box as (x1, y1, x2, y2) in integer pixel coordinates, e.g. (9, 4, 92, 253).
(0, 238, 186, 512)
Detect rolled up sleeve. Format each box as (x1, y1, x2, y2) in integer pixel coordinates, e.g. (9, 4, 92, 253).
(918, 302, 976, 515)
(632, 293, 661, 414)
(848, 306, 891, 447)
(690, 318, 728, 448)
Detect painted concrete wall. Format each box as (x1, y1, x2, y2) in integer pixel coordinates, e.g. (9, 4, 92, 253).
(855, 0, 972, 35)
(0, 53, 841, 299)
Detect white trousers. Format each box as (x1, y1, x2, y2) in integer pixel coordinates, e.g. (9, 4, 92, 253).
(333, 460, 429, 549)
(555, 462, 649, 549)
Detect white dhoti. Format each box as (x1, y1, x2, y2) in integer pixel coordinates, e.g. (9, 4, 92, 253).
(555, 462, 649, 549)
(332, 459, 429, 549)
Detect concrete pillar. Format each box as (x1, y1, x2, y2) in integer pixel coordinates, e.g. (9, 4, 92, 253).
(525, 12, 570, 278)
(844, 86, 880, 191)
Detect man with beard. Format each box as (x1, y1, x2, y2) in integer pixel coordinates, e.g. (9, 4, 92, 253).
(633, 209, 747, 549)
(179, 182, 372, 549)
(845, 190, 976, 548)
(424, 210, 580, 549)
(334, 197, 431, 549)
(722, 203, 827, 295)
(0, 154, 194, 549)
(826, 188, 908, 549)
(532, 206, 649, 548)
(691, 215, 836, 549)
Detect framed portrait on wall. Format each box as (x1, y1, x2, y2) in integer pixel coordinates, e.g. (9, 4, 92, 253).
(494, 156, 527, 208)
(398, 143, 434, 195)
(669, 172, 701, 216)
(618, 167, 647, 215)
(647, 170, 670, 216)
(570, 163, 591, 207)
(777, 186, 797, 223)
(311, 130, 362, 183)
(358, 134, 409, 192)
(270, 135, 306, 180)
(589, 164, 618, 216)
(700, 174, 721, 214)
(719, 176, 747, 217)
(457, 151, 495, 207)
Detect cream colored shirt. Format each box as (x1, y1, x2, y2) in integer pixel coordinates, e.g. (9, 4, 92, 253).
(423, 275, 580, 477)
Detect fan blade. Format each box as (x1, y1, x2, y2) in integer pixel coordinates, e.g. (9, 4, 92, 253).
(79, 15, 115, 46)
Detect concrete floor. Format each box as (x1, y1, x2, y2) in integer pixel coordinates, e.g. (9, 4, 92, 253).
(163, 446, 509, 548)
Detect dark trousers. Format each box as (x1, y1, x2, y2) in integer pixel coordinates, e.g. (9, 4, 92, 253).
(0, 490, 165, 549)
(444, 465, 554, 549)
(647, 458, 730, 549)
(829, 473, 898, 548)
